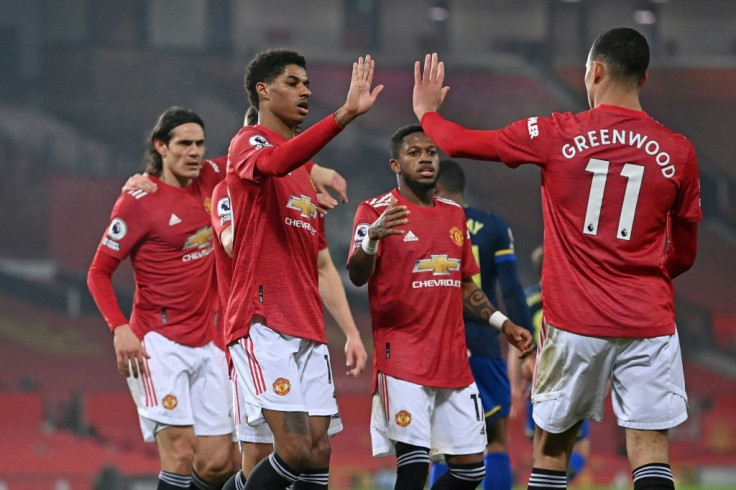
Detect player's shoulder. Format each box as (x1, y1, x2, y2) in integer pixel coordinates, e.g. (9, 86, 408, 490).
(435, 196, 464, 209)
(204, 155, 227, 174)
(363, 191, 394, 210)
(233, 124, 276, 150)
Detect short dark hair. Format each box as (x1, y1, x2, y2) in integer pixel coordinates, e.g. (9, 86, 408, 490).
(244, 105, 258, 126)
(437, 159, 465, 194)
(244, 49, 307, 109)
(390, 124, 425, 159)
(590, 27, 649, 85)
(144, 107, 204, 176)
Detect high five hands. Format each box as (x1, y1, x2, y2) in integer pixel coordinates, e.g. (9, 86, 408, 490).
(335, 55, 384, 127)
(413, 52, 451, 121)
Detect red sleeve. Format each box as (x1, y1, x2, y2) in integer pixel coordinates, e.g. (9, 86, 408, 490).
(87, 250, 128, 331)
(672, 144, 703, 222)
(420, 112, 503, 160)
(211, 181, 232, 239)
(460, 214, 481, 279)
(230, 115, 343, 182)
(663, 217, 698, 279)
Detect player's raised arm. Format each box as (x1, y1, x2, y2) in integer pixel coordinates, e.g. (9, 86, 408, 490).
(412, 52, 450, 121)
(413, 53, 506, 161)
(334, 55, 384, 128)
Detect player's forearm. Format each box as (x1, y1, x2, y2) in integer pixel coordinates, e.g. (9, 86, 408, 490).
(254, 115, 343, 177)
(87, 251, 128, 331)
(498, 262, 534, 333)
(420, 112, 502, 160)
(461, 278, 497, 323)
(347, 251, 376, 287)
(319, 261, 360, 337)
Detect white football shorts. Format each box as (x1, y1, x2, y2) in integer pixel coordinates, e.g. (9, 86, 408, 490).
(532, 322, 688, 433)
(229, 322, 339, 431)
(231, 365, 343, 444)
(126, 331, 234, 442)
(370, 372, 486, 461)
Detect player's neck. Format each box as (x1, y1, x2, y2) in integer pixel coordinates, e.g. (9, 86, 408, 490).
(594, 88, 643, 112)
(398, 182, 435, 208)
(258, 111, 296, 140)
(160, 170, 193, 189)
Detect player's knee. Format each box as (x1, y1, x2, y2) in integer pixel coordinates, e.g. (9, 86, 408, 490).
(309, 432, 331, 467)
(194, 448, 234, 482)
(162, 442, 195, 473)
(274, 434, 313, 471)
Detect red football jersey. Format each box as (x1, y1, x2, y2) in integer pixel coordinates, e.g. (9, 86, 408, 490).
(349, 189, 480, 389)
(95, 160, 224, 346)
(495, 104, 702, 338)
(225, 124, 325, 345)
(211, 179, 232, 350)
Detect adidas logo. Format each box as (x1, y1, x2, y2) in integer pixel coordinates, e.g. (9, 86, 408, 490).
(169, 214, 182, 226)
(403, 231, 418, 242)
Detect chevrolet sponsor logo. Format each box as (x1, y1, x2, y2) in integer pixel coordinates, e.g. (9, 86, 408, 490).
(412, 255, 460, 276)
(183, 226, 213, 249)
(286, 195, 317, 218)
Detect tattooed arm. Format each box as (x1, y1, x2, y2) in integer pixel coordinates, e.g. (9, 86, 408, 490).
(461, 277, 536, 358)
(348, 197, 410, 286)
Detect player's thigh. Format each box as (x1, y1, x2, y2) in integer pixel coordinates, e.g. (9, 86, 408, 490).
(532, 323, 614, 433)
(432, 383, 486, 460)
(128, 332, 196, 441)
(371, 372, 433, 456)
(189, 342, 234, 438)
(228, 326, 306, 427)
(611, 331, 687, 430)
(295, 340, 339, 419)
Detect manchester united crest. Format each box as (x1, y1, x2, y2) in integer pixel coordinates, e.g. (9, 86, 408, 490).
(162, 394, 178, 410)
(449, 226, 464, 247)
(273, 378, 291, 396)
(204, 197, 212, 215)
(395, 410, 412, 427)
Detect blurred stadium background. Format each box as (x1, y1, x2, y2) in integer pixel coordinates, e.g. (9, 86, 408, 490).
(0, 0, 734, 488)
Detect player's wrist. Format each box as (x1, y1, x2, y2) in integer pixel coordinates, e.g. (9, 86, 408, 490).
(361, 234, 378, 255)
(488, 311, 508, 331)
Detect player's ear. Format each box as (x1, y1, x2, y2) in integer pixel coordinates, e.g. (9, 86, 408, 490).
(153, 138, 167, 157)
(593, 60, 606, 84)
(638, 71, 648, 88)
(389, 159, 400, 174)
(256, 81, 269, 101)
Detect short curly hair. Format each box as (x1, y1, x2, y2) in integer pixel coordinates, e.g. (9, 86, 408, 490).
(244, 49, 306, 109)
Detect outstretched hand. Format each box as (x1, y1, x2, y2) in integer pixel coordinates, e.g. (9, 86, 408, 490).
(368, 197, 410, 240)
(335, 55, 384, 126)
(413, 52, 450, 121)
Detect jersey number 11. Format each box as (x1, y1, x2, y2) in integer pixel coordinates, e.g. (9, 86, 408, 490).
(583, 158, 644, 241)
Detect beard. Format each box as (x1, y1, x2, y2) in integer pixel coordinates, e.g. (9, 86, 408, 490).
(401, 170, 437, 196)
